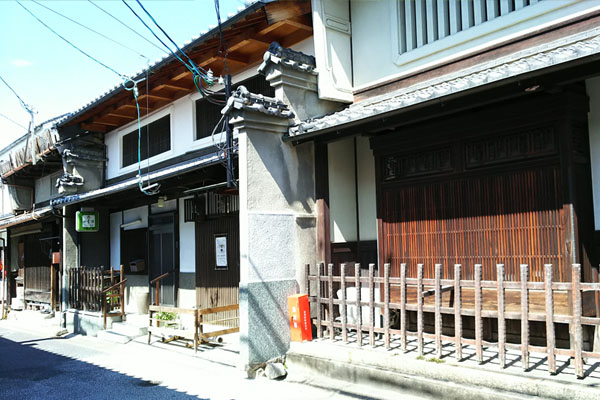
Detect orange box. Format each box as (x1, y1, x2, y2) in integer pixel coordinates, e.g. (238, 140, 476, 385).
(287, 294, 312, 342)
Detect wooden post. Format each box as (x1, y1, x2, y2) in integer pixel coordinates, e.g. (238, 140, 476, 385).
(544, 264, 556, 374)
(193, 309, 198, 354)
(454, 264, 462, 361)
(572, 263, 584, 378)
(400, 263, 407, 352)
(50, 264, 55, 312)
(368, 263, 375, 347)
(341, 263, 348, 342)
(384, 263, 391, 349)
(120, 265, 125, 317)
(475, 264, 483, 363)
(148, 309, 152, 344)
(355, 263, 362, 347)
(328, 263, 334, 340)
(102, 295, 107, 330)
(317, 263, 323, 339)
(435, 263, 442, 359)
(497, 264, 506, 368)
(155, 281, 160, 307)
(521, 264, 529, 370)
(417, 263, 424, 357)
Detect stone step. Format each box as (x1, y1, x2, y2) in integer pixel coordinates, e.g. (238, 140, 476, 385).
(111, 321, 147, 337)
(97, 329, 132, 344)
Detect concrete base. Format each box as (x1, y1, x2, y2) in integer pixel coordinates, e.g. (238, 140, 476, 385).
(65, 309, 122, 337)
(240, 279, 297, 367)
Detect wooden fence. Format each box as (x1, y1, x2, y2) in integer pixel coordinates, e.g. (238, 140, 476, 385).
(306, 262, 600, 378)
(69, 267, 103, 311)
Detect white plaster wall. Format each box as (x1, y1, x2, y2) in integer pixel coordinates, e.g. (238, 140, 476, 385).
(109, 212, 121, 270)
(178, 197, 195, 273)
(587, 77, 600, 230)
(328, 137, 357, 242)
(356, 136, 377, 241)
(122, 206, 148, 230)
(351, 0, 597, 88)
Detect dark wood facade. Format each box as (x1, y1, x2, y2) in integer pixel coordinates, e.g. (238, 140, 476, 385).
(371, 85, 595, 284)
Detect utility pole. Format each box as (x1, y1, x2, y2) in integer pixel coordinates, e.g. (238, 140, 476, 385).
(225, 74, 234, 188)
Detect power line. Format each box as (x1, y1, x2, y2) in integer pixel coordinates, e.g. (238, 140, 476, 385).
(0, 74, 33, 113)
(30, 0, 149, 60)
(16, 0, 127, 80)
(0, 112, 27, 131)
(87, 0, 165, 54)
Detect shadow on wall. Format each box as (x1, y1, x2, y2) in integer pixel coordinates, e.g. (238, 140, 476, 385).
(0, 336, 200, 399)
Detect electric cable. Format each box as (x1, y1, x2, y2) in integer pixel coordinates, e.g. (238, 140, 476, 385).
(16, 0, 127, 80)
(87, 0, 166, 54)
(30, 0, 149, 60)
(0, 112, 27, 131)
(0, 74, 33, 113)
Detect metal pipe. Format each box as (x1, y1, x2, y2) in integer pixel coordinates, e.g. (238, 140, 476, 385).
(225, 74, 234, 188)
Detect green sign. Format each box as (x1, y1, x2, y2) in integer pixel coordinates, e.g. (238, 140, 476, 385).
(76, 211, 99, 232)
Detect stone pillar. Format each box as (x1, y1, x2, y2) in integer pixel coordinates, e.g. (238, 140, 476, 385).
(61, 205, 78, 326)
(226, 93, 317, 369)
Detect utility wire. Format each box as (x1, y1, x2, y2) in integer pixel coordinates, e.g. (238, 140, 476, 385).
(87, 0, 166, 54)
(0, 74, 33, 112)
(16, 0, 126, 80)
(30, 0, 149, 60)
(0, 112, 27, 131)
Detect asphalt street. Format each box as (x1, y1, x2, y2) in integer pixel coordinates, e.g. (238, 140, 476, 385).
(0, 334, 196, 400)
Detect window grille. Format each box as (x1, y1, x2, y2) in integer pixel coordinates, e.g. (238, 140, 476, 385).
(122, 115, 170, 167)
(396, 0, 541, 54)
(184, 193, 239, 222)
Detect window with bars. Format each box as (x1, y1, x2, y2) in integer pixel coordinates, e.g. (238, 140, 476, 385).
(122, 115, 171, 168)
(195, 74, 275, 140)
(184, 193, 239, 222)
(396, 0, 542, 55)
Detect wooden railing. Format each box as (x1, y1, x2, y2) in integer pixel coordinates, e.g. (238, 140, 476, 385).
(150, 271, 170, 306)
(306, 262, 600, 379)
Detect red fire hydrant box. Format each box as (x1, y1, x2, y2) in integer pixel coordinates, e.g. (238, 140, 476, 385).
(287, 294, 312, 342)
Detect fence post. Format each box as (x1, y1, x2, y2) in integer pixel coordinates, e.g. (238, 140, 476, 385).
(497, 264, 506, 368)
(384, 263, 391, 350)
(454, 264, 462, 361)
(368, 263, 375, 347)
(401, 263, 407, 352)
(120, 265, 125, 317)
(435, 263, 442, 359)
(316, 263, 323, 339)
(572, 263, 583, 378)
(417, 263, 424, 357)
(328, 263, 334, 340)
(544, 264, 556, 375)
(475, 263, 483, 363)
(341, 263, 348, 343)
(355, 263, 362, 347)
(521, 264, 530, 370)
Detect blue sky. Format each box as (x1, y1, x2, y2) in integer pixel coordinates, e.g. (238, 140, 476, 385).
(0, 0, 245, 148)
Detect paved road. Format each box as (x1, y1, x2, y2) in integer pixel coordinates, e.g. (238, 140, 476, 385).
(0, 334, 196, 400)
(0, 320, 428, 400)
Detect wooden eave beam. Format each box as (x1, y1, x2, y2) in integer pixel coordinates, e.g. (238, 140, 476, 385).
(139, 93, 173, 102)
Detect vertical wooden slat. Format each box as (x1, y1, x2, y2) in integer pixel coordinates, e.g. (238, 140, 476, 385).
(368, 263, 375, 346)
(415, 0, 427, 48)
(454, 264, 462, 361)
(425, 0, 438, 43)
(436, 0, 450, 39)
(328, 263, 334, 340)
(487, 0, 500, 20)
(405, 0, 417, 51)
(473, 0, 486, 25)
(340, 263, 348, 343)
(515, 0, 527, 10)
(397, 0, 407, 54)
(400, 263, 407, 351)
(449, 0, 461, 34)
(521, 264, 530, 370)
(305, 263, 310, 295)
(384, 263, 391, 349)
(460, 0, 474, 29)
(545, 264, 556, 375)
(497, 264, 506, 368)
(316, 262, 323, 339)
(572, 263, 584, 378)
(355, 263, 362, 347)
(475, 264, 483, 363)
(500, 0, 514, 16)
(417, 263, 424, 357)
(435, 263, 442, 358)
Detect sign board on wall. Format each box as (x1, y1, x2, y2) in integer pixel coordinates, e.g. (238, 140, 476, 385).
(215, 235, 227, 270)
(76, 211, 100, 232)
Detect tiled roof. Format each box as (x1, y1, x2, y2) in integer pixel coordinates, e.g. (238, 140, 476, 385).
(222, 86, 294, 119)
(289, 28, 600, 138)
(258, 41, 316, 75)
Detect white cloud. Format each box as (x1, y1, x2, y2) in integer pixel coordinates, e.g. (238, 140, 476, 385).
(11, 59, 32, 68)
